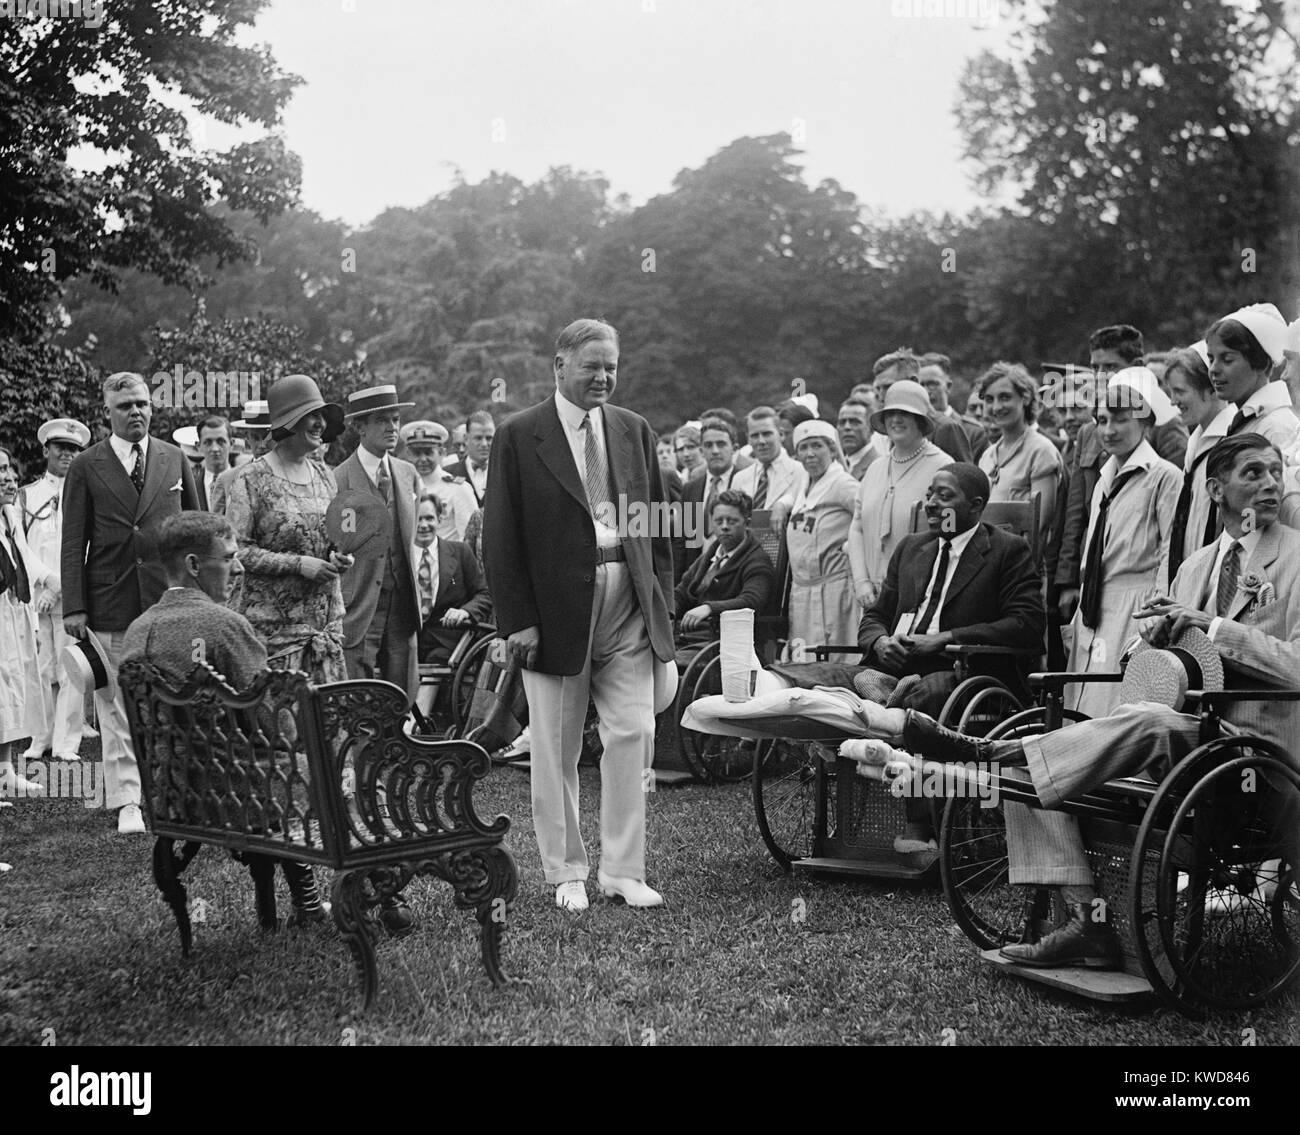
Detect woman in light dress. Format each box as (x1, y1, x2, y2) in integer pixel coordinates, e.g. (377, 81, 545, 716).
(0, 445, 45, 813)
(784, 420, 860, 656)
(976, 362, 1063, 547)
(1064, 373, 1182, 718)
(848, 380, 953, 610)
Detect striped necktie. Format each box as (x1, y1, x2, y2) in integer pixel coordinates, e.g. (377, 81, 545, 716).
(1216, 540, 1242, 617)
(580, 414, 612, 517)
(754, 463, 771, 509)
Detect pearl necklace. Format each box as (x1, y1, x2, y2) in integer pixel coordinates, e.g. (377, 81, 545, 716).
(891, 444, 926, 465)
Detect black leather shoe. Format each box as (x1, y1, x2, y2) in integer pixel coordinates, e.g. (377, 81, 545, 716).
(379, 895, 416, 938)
(901, 712, 1026, 766)
(999, 901, 1121, 969)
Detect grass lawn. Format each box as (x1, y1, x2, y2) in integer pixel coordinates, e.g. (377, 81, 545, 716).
(1, 746, 1295, 1046)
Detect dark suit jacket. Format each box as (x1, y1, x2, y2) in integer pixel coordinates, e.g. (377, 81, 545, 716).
(930, 414, 973, 464)
(483, 395, 674, 675)
(445, 458, 487, 506)
(858, 521, 1045, 703)
(674, 531, 775, 619)
(61, 436, 199, 631)
(677, 465, 736, 576)
(416, 538, 493, 661)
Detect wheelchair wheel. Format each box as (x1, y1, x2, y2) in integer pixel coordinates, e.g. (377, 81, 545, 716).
(672, 641, 723, 782)
(448, 633, 497, 734)
(686, 655, 757, 783)
(937, 676, 1023, 737)
(939, 705, 1086, 950)
(1130, 737, 1300, 1013)
(753, 738, 833, 871)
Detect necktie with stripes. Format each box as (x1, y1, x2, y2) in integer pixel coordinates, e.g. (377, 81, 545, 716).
(1216, 540, 1242, 617)
(580, 414, 613, 518)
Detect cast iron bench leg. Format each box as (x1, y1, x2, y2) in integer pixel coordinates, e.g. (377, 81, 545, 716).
(246, 854, 278, 930)
(152, 838, 202, 956)
(332, 870, 380, 1010)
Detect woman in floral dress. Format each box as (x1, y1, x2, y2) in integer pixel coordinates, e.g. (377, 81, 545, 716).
(225, 375, 351, 684)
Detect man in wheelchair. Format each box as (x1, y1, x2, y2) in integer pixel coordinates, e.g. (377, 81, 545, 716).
(843, 434, 1300, 968)
(709, 463, 1044, 852)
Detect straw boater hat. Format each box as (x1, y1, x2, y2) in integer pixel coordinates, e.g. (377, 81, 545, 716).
(400, 420, 449, 448)
(343, 384, 415, 422)
(38, 418, 90, 449)
(171, 426, 201, 460)
(231, 400, 271, 430)
(869, 380, 936, 436)
(266, 375, 345, 441)
(1120, 628, 1224, 712)
(63, 630, 118, 701)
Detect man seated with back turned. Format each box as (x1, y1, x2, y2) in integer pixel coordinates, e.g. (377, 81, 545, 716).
(843, 434, 1300, 967)
(120, 511, 327, 926)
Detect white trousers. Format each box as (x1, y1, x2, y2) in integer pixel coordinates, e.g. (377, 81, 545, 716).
(522, 563, 655, 885)
(26, 609, 86, 758)
(90, 628, 140, 811)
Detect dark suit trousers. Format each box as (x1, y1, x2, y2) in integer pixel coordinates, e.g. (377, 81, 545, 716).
(347, 579, 419, 699)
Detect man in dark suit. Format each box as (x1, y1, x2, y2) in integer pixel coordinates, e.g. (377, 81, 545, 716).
(61, 371, 199, 833)
(678, 417, 738, 576)
(333, 384, 422, 703)
(484, 318, 675, 911)
(413, 492, 492, 664)
(444, 410, 494, 507)
(193, 414, 231, 512)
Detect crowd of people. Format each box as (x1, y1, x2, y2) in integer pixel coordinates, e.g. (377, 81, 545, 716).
(1, 303, 1298, 925)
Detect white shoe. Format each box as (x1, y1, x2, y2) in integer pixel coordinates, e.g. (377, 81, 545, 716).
(117, 804, 146, 835)
(597, 871, 663, 908)
(500, 729, 531, 761)
(555, 880, 588, 911)
(0, 767, 45, 797)
(53, 751, 81, 763)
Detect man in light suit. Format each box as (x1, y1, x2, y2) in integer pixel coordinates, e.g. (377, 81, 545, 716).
(333, 384, 422, 704)
(730, 406, 804, 523)
(61, 372, 199, 833)
(483, 318, 675, 911)
(847, 433, 1300, 967)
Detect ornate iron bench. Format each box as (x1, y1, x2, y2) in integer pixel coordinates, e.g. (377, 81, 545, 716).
(119, 660, 518, 1009)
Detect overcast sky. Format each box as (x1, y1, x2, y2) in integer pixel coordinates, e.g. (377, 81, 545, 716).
(234, 0, 1013, 227)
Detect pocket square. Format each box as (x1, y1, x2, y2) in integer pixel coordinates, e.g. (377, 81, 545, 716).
(169, 479, 183, 492)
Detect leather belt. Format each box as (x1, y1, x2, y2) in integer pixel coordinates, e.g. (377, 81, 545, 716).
(595, 544, 626, 565)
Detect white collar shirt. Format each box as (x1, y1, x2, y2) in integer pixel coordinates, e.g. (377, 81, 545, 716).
(912, 524, 979, 635)
(556, 388, 619, 547)
(109, 432, 149, 473)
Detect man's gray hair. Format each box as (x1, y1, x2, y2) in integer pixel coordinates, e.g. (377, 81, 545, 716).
(103, 371, 149, 402)
(555, 318, 618, 358)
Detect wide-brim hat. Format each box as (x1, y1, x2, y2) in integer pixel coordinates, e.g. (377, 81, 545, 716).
(343, 384, 416, 422)
(870, 380, 936, 436)
(1120, 628, 1224, 712)
(325, 490, 390, 559)
(267, 375, 344, 441)
(232, 400, 271, 430)
(38, 417, 90, 449)
(62, 630, 118, 701)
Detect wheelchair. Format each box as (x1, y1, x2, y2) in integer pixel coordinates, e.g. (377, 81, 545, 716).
(671, 509, 790, 784)
(411, 620, 498, 738)
(935, 671, 1300, 1015)
(747, 498, 1041, 880)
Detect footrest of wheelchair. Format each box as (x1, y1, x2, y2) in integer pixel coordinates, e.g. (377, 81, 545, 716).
(651, 769, 695, 787)
(792, 855, 940, 881)
(978, 949, 1153, 1002)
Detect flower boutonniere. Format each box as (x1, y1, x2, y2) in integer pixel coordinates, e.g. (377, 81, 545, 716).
(1240, 570, 1276, 608)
